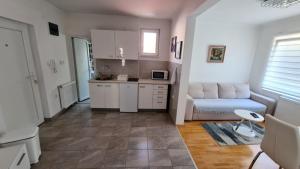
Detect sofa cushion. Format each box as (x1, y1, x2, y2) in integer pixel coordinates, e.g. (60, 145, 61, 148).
(218, 83, 250, 99)
(189, 83, 218, 99)
(193, 99, 267, 114)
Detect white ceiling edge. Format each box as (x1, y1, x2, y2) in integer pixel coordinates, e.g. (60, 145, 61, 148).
(45, 0, 188, 20)
(195, 0, 300, 26)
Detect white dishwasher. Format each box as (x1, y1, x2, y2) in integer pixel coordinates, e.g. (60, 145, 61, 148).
(120, 83, 138, 112)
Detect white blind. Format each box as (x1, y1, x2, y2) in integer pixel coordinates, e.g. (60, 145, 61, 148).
(262, 36, 300, 101)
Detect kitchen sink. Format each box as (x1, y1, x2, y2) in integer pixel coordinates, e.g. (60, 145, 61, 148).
(95, 74, 114, 80)
(128, 78, 139, 82)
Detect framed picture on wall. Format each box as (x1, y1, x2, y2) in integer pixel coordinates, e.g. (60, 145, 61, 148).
(171, 36, 177, 52)
(175, 41, 183, 59)
(207, 45, 226, 63)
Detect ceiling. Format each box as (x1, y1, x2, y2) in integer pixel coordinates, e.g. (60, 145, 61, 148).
(200, 0, 300, 25)
(46, 0, 187, 19)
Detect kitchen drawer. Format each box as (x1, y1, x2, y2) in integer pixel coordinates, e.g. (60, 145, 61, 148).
(10, 145, 30, 169)
(153, 100, 167, 109)
(152, 94, 167, 100)
(153, 90, 168, 95)
(153, 85, 168, 90)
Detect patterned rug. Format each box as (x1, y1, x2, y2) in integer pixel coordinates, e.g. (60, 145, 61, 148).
(202, 122, 265, 146)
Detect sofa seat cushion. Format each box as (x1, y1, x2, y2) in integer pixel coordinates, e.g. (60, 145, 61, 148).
(193, 99, 267, 113)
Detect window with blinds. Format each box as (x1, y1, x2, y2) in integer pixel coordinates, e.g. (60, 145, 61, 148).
(262, 34, 300, 101)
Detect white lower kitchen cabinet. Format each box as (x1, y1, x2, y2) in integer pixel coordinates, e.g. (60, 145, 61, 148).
(138, 84, 168, 109)
(89, 83, 119, 108)
(120, 83, 138, 112)
(152, 85, 168, 109)
(90, 82, 168, 110)
(104, 83, 119, 108)
(138, 84, 153, 109)
(90, 83, 105, 108)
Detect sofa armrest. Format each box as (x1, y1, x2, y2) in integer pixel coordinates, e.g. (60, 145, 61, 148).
(250, 91, 276, 115)
(185, 95, 194, 120)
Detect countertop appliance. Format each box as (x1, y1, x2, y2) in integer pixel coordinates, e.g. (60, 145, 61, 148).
(152, 70, 168, 80)
(120, 83, 138, 112)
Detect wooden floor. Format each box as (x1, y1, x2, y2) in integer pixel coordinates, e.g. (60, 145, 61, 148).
(177, 121, 279, 169)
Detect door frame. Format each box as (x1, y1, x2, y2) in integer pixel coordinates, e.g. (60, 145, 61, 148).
(72, 37, 91, 102)
(0, 17, 44, 125)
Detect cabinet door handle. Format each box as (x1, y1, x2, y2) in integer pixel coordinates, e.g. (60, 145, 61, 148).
(158, 86, 164, 89)
(157, 97, 163, 99)
(157, 102, 163, 104)
(105, 85, 111, 87)
(139, 86, 145, 88)
(97, 85, 103, 87)
(17, 153, 26, 166)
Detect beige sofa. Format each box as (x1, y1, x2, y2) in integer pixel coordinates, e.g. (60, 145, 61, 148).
(185, 83, 276, 120)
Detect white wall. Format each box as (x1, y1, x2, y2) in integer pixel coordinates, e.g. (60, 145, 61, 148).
(0, 0, 71, 118)
(250, 15, 300, 123)
(167, 0, 205, 123)
(169, 0, 205, 64)
(189, 20, 259, 83)
(64, 13, 171, 62)
(171, 0, 220, 124)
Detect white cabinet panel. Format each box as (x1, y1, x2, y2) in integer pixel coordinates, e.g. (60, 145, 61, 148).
(0, 145, 30, 169)
(152, 84, 168, 109)
(138, 84, 153, 109)
(120, 83, 138, 112)
(153, 100, 167, 109)
(153, 85, 168, 90)
(115, 31, 139, 60)
(9, 145, 30, 169)
(89, 83, 105, 108)
(104, 83, 119, 108)
(153, 90, 168, 95)
(91, 83, 168, 110)
(91, 30, 115, 59)
(152, 94, 167, 100)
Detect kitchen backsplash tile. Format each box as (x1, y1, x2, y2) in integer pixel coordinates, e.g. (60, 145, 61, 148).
(138, 60, 169, 79)
(95, 59, 169, 79)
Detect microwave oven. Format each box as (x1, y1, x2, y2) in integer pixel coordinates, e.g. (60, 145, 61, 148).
(152, 70, 168, 80)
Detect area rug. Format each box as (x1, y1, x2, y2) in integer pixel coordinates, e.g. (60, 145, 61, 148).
(202, 122, 265, 146)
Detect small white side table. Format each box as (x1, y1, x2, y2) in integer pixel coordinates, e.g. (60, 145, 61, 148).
(233, 109, 264, 138)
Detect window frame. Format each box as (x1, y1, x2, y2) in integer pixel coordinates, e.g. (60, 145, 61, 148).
(261, 34, 300, 102)
(140, 29, 160, 57)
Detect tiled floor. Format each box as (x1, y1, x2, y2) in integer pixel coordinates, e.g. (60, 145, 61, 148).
(33, 104, 196, 169)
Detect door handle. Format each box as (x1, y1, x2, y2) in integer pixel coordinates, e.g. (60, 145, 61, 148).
(17, 153, 26, 166)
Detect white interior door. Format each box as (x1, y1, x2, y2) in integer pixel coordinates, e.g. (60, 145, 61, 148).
(73, 38, 90, 101)
(0, 27, 38, 130)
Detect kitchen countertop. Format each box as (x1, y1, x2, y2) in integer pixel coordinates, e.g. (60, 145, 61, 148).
(89, 79, 171, 85)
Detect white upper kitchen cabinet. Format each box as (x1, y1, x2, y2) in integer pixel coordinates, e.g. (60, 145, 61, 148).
(115, 31, 139, 60)
(91, 30, 115, 59)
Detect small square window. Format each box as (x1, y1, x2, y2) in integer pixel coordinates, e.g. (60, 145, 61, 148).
(141, 29, 159, 56)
